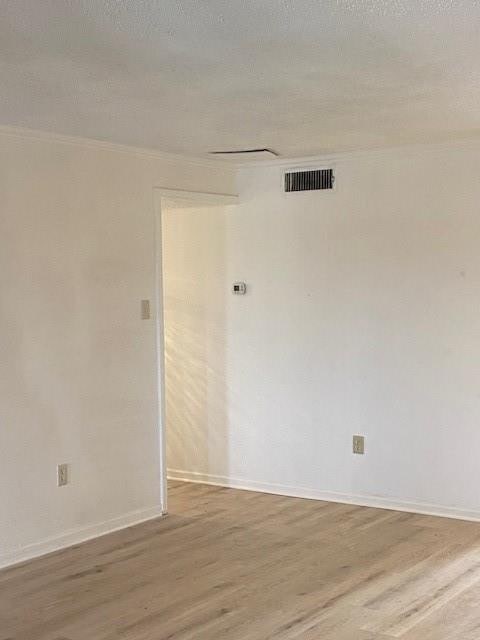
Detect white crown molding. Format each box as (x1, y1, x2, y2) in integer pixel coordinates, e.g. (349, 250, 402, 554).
(0, 125, 232, 170)
(2, 125, 480, 172)
(168, 469, 480, 524)
(0, 504, 165, 570)
(236, 136, 480, 169)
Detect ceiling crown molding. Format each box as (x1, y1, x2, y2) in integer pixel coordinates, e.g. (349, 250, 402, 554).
(2, 125, 480, 172)
(0, 125, 232, 170)
(235, 136, 480, 169)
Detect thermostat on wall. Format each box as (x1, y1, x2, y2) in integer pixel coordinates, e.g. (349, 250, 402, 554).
(232, 282, 247, 295)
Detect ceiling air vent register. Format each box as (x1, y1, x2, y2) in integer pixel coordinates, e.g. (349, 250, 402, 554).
(284, 168, 334, 192)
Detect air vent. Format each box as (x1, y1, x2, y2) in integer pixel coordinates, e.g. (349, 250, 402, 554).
(284, 168, 334, 192)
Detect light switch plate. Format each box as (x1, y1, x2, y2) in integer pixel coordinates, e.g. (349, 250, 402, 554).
(57, 463, 69, 486)
(141, 299, 151, 320)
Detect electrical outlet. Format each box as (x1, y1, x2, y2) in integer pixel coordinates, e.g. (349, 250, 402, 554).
(353, 435, 365, 455)
(57, 463, 69, 487)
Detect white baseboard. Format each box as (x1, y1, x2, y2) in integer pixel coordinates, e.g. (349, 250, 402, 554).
(0, 505, 165, 570)
(168, 469, 480, 524)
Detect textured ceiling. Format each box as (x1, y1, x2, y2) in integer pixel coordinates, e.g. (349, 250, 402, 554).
(1, 1, 480, 158)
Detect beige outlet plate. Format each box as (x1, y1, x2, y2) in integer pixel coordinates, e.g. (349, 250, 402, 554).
(353, 435, 365, 455)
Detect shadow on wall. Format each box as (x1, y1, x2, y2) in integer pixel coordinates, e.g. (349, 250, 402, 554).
(162, 204, 229, 480)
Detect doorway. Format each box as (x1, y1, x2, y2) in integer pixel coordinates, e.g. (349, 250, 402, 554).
(153, 188, 238, 513)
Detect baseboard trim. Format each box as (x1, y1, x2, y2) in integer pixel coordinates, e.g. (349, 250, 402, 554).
(168, 469, 480, 524)
(0, 505, 165, 570)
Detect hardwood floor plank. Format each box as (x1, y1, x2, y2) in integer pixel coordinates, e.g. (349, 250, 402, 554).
(1, 481, 480, 639)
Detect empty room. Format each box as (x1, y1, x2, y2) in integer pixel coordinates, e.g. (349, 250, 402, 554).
(2, 1, 480, 638)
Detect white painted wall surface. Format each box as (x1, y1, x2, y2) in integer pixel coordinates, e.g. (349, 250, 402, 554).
(0, 129, 235, 566)
(163, 204, 232, 480)
(165, 142, 480, 519)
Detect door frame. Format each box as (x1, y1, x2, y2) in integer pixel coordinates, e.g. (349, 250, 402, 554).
(153, 187, 238, 514)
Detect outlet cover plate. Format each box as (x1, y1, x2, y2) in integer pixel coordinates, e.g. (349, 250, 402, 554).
(353, 435, 365, 455)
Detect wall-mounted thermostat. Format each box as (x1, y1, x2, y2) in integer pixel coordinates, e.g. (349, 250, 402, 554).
(232, 282, 247, 295)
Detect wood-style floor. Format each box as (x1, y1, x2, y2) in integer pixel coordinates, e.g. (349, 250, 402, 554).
(2, 481, 480, 639)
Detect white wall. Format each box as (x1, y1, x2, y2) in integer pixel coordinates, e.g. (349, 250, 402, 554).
(166, 141, 480, 520)
(163, 204, 232, 479)
(0, 129, 235, 566)
(4, 130, 480, 570)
